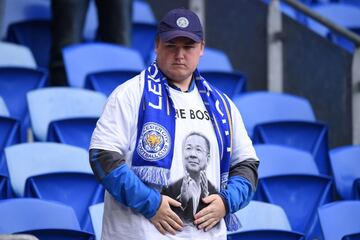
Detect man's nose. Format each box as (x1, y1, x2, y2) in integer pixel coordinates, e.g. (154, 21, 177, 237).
(175, 47, 185, 58)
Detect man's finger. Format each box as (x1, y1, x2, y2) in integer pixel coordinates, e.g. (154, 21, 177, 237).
(198, 217, 216, 230)
(194, 205, 211, 221)
(166, 216, 183, 231)
(202, 194, 216, 204)
(155, 222, 166, 235)
(166, 196, 182, 207)
(205, 219, 219, 232)
(168, 210, 184, 227)
(161, 220, 177, 235)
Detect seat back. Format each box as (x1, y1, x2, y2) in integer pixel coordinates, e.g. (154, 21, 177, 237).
(198, 47, 233, 72)
(85, 70, 138, 96)
(62, 43, 145, 88)
(318, 201, 360, 240)
(253, 121, 330, 175)
(6, 20, 51, 68)
(5, 142, 91, 197)
(201, 71, 246, 98)
(27, 87, 106, 141)
(0, 198, 80, 234)
(0, 96, 9, 116)
(234, 201, 292, 232)
(227, 230, 304, 240)
(0, 42, 36, 68)
(89, 202, 104, 240)
(132, 22, 157, 62)
(25, 172, 104, 233)
(330, 145, 360, 199)
(47, 117, 98, 149)
(233, 91, 316, 138)
(258, 174, 332, 239)
(254, 144, 319, 178)
(0, 67, 48, 141)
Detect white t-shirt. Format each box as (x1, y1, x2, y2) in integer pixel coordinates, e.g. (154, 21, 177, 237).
(90, 71, 258, 240)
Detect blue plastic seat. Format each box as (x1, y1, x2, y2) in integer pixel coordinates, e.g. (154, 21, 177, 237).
(0, 67, 48, 141)
(254, 144, 319, 178)
(62, 43, 145, 88)
(0, 96, 9, 116)
(343, 233, 360, 240)
(0, 42, 36, 68)
(254, 144, 332, 239)
(0, 0, 50, 39)
(0, 198, 93, 239)
(47, 117, 98, 149)
(329, 145, 360, 200)
(6, 20, 52, 68)
(308, 3, 360, 52)
(257, 174, 332, 239)
(5, 142, 104, 233)
(27, 87, 106, 141)
(132, 22, 157, 63)
(201, 71, 246, 99)
(254, 121, 330, 175)
(89, 202, 104, 240)
(0, 115, 20, 199)
(233, 91, 316, 138)
(227, 230, 304, 240)
(198, 47, 233, 72)
(85, 70, 138, 96)
(318, 201, 360, 240)
(233, 91, 330, 175)
(133, 1, 156, 24)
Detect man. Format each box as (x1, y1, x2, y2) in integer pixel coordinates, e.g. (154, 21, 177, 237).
(89, 7, 259, 240)
(162, 132, 218, 224)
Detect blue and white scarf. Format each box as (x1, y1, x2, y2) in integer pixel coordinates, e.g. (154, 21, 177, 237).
(132, 62, 240, 230)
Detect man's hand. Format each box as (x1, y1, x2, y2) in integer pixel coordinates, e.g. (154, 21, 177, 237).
(193, 194, 226, 231)
(150, 195, 184, 235)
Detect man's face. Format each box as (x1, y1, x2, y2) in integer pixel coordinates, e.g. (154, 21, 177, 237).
(183, 134, 209, 174)
(156, 37, 204, 86)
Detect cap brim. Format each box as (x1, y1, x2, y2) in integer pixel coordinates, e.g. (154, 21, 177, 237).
(159, 30, 202, 42)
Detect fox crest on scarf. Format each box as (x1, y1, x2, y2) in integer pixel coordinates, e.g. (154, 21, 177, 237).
(131, 62, 240, 230)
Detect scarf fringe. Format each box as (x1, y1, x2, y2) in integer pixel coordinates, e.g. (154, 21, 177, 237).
(225, 213, 242, 232)
(132, 166, 170, 186)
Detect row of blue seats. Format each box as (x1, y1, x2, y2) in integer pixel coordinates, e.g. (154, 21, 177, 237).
(1, 197, 359, 240)
(0, 140, 358, 238)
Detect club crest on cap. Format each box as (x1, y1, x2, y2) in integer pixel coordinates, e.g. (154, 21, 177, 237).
(176, 17, 189, 28)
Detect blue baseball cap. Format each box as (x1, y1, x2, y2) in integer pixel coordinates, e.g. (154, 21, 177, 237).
(157, 8, 204, 42)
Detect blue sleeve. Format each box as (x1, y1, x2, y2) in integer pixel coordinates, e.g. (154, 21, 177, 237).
(89, 149, 161, 219)
(219, 175, 253, 214)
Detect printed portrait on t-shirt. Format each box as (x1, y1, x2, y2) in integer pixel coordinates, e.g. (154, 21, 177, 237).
(161, 132, 217, 224)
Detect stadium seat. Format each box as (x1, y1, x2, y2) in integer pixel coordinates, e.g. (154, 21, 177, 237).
(307, 3, 360, 52)
(0, 115, 21, 199)
(343, 233, 360, 240)
(89, 202, 104, 240)
(0, 96, 9, 116)
(253, 144, 332, 239)
(233, 91, 331, 175)
(253, 121, 330, 175)
(0, 67, 48, 141)
(227, 230, 304, 240)
(27, 87, 106, 141)
(198, 47, 233, 72)
(133, 1, 156, 24)
(5, 143, 104, 233)
(132, 22, 157, 63)
(329, 145, 360, 200)
(62, 43, 145, 88)
(0, 42, 36, 68)
(201, 71, 246, 98)
(0, 198, 94, 239)
(6, 20, 51, 68)
(47, 117, 98, 149)
(233, 91, 316, 138)
(254, 144, 319, 178)
(318, 201, 360, 240)
(0, 0, 50, 39)
(85, 70, 138, 96)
